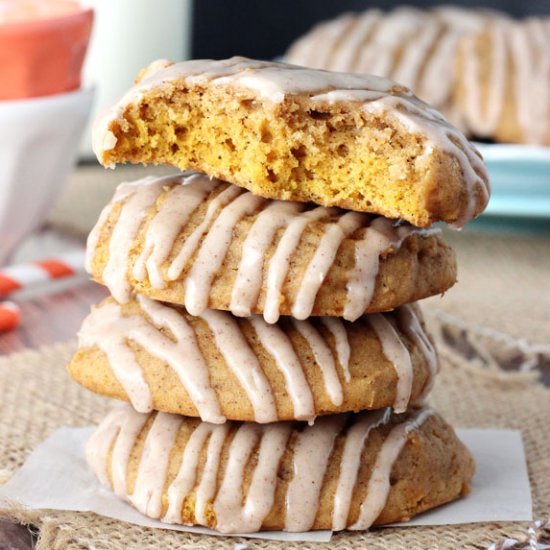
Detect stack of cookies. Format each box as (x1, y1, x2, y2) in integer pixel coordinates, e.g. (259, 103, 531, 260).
(68, 57, 490, 534)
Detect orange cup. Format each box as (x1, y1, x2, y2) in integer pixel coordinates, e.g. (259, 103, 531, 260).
(0, 4, 93, 100)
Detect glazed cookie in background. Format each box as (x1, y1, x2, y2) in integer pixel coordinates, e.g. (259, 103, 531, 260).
(86, 404, 475, 533)
(92, 57, 490, 228)
(456, 17, 550, 146)
(68, 296, 438, 423)
(285, 5, 501, 124)
(86, 173, 457, 322)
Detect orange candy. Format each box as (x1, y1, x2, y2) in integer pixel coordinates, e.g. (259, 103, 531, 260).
(0, 301, 20, 331)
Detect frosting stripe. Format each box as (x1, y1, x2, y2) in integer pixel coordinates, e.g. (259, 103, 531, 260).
(199, 310, 277, 423)
(320, 317, 351, 382)
(130, 412, 183, 518)
(184, 191, 266, 315)
(292, 211, 367, 320)
(350, 407, 433, 529)
(249, 316, 315, 422)
(292, 319, 343, 406)
(332, 408, 392, 530)
(368, 313, 413, 413)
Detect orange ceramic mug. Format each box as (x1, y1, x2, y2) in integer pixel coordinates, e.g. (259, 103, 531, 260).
(0, 1, 93, 100)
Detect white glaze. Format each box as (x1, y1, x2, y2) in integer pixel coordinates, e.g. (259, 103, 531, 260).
(332, 408, 391, 530)
(90, 176, 176, 302)
(307, 13, 356, 70)
(461, 22, 508, 137)
(85, 404, 127, 488)
(397, 305, 438, 402)
(320, 317, 351, 382)
(102, 179, 166, 303)
(248, 316, 315, 422)
(213, 423, 292, 533)
(461, 18, 550, 145)
(350, 407, 433, 529)
(198, 309, 277, 423)
(85, 404, 149, 498)
(79, 298, 224, 422)
(328, 11, 382, 72)
(284, 415, 346, 531)
(230, 201, 304, 317)
(79, 301, 154, 413)
(263, 206, 333, 324)
(368, 313, 413, 413)
(193, 424, 230, 525)
(131, 412, 182, 518)
(344, 217, 409, 321)
(163, 422, 229, 524)
(354, 7, 426, 78)
(133, 173, 217, 289)
(291, 211, 367, 320)
(292, 319, 343, 406)
(85, 181, 137, 273)
(89, 404, 435, 533)
(287, 6, 492, 112)
(184, 191, 266, 316)
(167, 184, 243, 281)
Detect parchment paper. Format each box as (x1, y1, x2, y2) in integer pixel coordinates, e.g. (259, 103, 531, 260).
(0, 427, 532, 542)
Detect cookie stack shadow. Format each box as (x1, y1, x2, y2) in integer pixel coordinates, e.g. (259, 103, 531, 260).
(68, 57, 490, 534)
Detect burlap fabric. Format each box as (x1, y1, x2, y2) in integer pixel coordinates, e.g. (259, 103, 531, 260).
(0, 309, 549, 549)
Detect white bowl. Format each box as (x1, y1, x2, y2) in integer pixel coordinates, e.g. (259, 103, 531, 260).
(0, 87, 93, 264)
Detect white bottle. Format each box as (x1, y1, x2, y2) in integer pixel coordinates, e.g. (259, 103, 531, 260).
(79, 0, 193, 158)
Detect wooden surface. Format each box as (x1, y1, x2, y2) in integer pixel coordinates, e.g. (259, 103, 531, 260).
(0, 279, 107, 355)
(0, 228, 108, 355)
(0, 228, 107, 546)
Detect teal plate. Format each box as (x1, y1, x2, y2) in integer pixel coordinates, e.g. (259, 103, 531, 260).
(476, 143, 550, 218)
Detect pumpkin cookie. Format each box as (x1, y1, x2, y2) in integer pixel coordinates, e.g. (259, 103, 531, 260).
(86, 404, 475, 533)
(69, 296, 438, 423)
(86, 172, 457, 321)
(455, 17, 550, 146)
(92, 57, 489, 227)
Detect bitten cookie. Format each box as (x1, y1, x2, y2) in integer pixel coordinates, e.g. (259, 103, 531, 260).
(86, 172, 457, 321)
(68, 296, 438, 423)
(92, 57, 489, 227)
(86, 404, 475, 533)
(455, 17, 550, 146)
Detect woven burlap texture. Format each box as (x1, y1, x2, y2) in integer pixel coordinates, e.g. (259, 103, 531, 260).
(0, 312, 549, 550)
